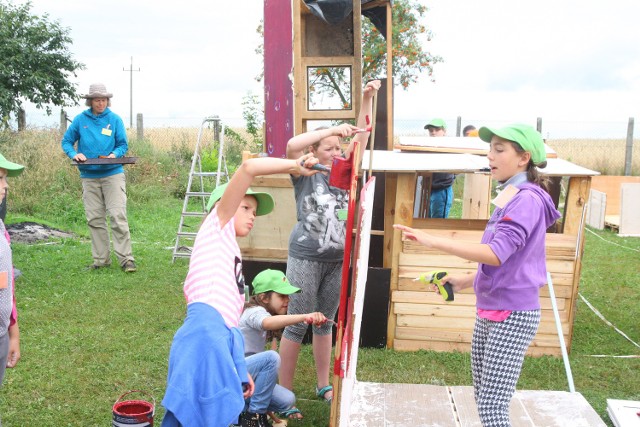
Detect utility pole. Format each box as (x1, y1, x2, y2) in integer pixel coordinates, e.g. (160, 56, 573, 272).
(123, 56, 140, 128)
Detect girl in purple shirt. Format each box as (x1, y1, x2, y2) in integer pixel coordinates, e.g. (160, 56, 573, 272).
(395, 124, 560, 427)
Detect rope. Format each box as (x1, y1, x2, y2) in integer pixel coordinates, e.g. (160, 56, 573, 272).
(586, 227, 640, 252)
(578, 292, 640, 350)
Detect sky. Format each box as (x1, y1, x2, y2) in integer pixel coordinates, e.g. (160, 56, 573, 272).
(15, 0, 640, 139)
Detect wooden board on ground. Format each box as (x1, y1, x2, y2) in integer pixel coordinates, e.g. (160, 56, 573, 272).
(606, 399, 640, 427)
(349, 382, 606, 426)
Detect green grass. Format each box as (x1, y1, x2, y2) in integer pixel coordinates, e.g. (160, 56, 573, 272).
(0, 130, 638, 426)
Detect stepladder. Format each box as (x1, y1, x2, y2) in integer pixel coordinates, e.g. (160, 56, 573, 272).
(172, 116, 229, 261)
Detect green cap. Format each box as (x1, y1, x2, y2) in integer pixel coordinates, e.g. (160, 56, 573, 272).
(424, 118, 447, 130)
(0, 153, 25, 177)
(478, 124, 546, 164)
(252, 269, 301, 295)
(206, 182, 275, 216)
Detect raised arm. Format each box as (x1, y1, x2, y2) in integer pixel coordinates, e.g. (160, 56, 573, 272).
(216, 154, 318, 227)
(344, 79, 381, 161)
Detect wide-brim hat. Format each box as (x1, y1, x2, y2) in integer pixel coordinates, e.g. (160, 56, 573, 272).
(252, 269, 301, 295)
(0, 153, 25, 177)
(424, 118, 447, 130)
(206, 182, 275, 216)
(478, 124, 546, 164)
(82, 83, 113, 99)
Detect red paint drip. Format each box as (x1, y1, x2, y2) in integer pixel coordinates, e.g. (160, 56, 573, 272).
(365, 115, 370, 125)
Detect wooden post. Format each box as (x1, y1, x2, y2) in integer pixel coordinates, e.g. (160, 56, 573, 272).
(536, 117, 543, 133)
(624, 117, 634, 176)
(136, 113, 144, 140)
(17, 108, 26, 131)
(456, 116, 462, 136)
(60, 109, 68, 133)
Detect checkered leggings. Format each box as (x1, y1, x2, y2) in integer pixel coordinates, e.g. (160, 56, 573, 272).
(471, 310, 541, 427)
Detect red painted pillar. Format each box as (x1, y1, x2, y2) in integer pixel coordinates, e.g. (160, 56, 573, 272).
(263, 0, 293, 158)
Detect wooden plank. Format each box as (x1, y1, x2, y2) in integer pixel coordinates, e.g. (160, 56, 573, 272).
(462, 173, 492, 219)
(450, 386, 532, 427)
(349, 382, 458, 426)
(563, 176, 591, 235)
(619, 183, 640, 236)
(394, 338, 472, 353)
(517, 390, 608, 426)
(387, 172, 417, 348)
(586, 189, 606, 230)
(72, 156, 137, 165)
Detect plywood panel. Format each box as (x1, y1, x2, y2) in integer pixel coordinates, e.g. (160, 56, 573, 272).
(518, 390, 607, 426)
(586, 189, 606, 230)
(591, 175, 640, 216)
(619, 183, 640, 236)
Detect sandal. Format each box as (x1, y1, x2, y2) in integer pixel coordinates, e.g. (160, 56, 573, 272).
(278, 407, 303, 420)
(315, 385, 333, 403)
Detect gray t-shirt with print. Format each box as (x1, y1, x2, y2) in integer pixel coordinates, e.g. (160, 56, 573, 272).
(238, 306, 271, 356)
(288, 172, 348, 262)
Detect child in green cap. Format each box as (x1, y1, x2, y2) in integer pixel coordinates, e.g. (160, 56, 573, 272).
(395, 124, 561, 426)
(162, 155, 322, 427)
(0, 153, 25, 399)
(236, 269, 327, 425)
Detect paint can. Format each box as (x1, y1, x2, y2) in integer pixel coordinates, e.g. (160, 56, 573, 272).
(112, 390, 155, 427)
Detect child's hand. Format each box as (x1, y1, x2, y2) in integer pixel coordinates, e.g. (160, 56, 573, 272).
(333, 123, 360, 138)
(305, 312, 328, 326)
(296, 153, 324, 176)
(393, 224, 434, 248)
(363, 80, 381, 98)
(243, 374, 255, 399)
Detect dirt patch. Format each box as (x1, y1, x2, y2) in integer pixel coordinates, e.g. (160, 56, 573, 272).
(6, 222, 75, 244)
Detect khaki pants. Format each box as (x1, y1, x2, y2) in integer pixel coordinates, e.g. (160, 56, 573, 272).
(82, 173, 134, 267)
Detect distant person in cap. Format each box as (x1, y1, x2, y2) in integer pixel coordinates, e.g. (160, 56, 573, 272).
(237, 269, 327, 424)
(0, 153, 25, 403)
(463, 124, 478, 137)
(395, 124, 560, 426)
(61, 83, 136, 273)
(423, 118, 455, 218)
(161, 153, 323, 427)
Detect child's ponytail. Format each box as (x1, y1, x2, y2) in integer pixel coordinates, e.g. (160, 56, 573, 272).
(526, 160, 551, 192)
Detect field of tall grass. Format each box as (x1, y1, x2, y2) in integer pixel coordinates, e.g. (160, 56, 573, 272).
(0, 128, 637, 426)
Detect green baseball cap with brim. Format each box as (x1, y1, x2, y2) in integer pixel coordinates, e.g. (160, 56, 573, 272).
(424, 118, 447, 129)
(206, 182, 275, 216)
(478, 124, 546, 164)
(252, 269, 301, 295)
(0, 153, 25, 177)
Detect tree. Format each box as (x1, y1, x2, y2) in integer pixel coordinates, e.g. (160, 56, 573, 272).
(310, 0, 442, 105)
(0, 1, 85, 128)
(256, 0, 441, 110)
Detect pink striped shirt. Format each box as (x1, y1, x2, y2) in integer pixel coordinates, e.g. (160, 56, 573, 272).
(183, 208, 245, 328)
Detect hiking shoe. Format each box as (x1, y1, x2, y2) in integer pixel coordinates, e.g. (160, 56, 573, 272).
(85, 263, 110, 271)
(122, 261, 137, 273)
(239, 412, 269, 427)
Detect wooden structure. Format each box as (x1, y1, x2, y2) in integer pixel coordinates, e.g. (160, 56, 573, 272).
(589, 175, 640, 235)
(360, 150, 600, 357)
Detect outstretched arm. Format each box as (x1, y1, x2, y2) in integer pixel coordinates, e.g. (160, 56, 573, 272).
(261, 312, 327, 331)
(286, 124, 359, 160)
(393, 224, 501, 266)
(344, 79, 381, 161)
(216, 154, 318, 227)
